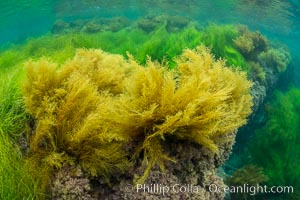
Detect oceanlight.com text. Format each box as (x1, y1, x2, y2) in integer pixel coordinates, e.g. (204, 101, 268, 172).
(209, 183, 293, 196)
(124, 183, 294, 196)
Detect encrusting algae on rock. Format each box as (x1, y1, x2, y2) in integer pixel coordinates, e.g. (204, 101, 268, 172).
(22, 45, 253, 198)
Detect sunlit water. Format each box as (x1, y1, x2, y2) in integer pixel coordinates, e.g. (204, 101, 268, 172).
(1, 0, 299, 80)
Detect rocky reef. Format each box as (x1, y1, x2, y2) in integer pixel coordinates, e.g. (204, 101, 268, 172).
(233, 26, 291, 114)
(95, 132, 236, 200)
(23, 46, 252, 199)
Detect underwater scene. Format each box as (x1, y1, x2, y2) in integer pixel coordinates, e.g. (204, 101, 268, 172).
(0, 0, 300, 199)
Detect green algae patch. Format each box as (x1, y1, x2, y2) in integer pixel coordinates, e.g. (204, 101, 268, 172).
(249, 88, 300, 190)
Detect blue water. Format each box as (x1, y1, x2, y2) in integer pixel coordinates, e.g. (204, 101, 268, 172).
(1, 1, 299, 77)
(1, 1, 300, 47)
